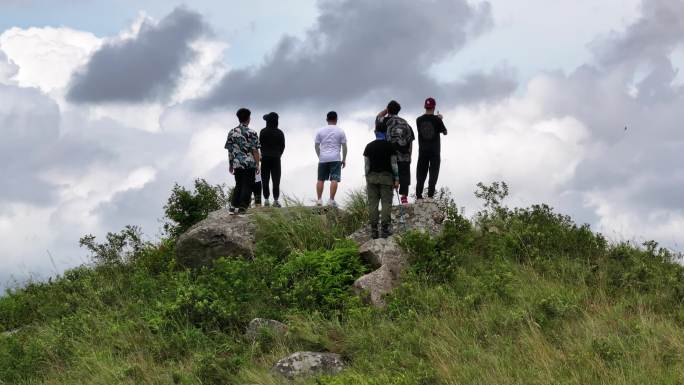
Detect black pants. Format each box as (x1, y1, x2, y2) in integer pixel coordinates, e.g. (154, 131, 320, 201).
(232, 168, 256, 209)
(261, 156, 282, 200)
(398, 161, 411, 196)
(253, 181, 262, 205)
(416, 151, 441, 198)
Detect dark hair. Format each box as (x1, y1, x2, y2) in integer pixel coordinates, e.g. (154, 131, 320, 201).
(387, 100, 401, 115)
(326, 111, 338, 121)
(236, 108, 251, 123)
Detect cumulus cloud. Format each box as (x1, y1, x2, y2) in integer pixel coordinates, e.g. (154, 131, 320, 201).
(0, 26, 101, 92)
(67, 7, 209, 103)
(0, 49, 18, 83)
(201, 0, 516, 109)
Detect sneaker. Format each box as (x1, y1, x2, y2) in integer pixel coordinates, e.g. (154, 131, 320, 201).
(370, 227, 380, 240)
(400, 195, 409, 205)
(315, 199, 323, 207)
(236, 207, 247, 215)
(416, 196, 424, 203)
(264, 199, 271, 207)
(329, 200, 338, 208)
(228, 206, 236, 215)
(381, 224, 393, 239)
(273, 200, 282, 208)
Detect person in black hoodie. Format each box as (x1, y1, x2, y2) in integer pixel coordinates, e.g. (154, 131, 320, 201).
(260, 112, 286, 207)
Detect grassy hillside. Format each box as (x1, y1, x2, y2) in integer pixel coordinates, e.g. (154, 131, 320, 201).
(2, 181, 684, 385)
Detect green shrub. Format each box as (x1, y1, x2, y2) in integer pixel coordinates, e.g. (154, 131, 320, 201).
(163, 178, 228, 239)
(79, 225, 148, 266)
(274, 241, 366, 314)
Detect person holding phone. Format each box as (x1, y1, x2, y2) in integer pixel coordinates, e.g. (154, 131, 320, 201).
(415, 97, 447, 201)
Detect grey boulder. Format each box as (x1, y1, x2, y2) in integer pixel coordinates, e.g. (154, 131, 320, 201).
(350, 201, 445, 307)
(272, 352, 344, 379)
(246, 318, 288, 340)
(353, 237, 408, 307)
(175, 209, 255, 268)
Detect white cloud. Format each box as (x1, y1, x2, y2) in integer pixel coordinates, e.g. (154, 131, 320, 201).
(0, 26, 101, 93)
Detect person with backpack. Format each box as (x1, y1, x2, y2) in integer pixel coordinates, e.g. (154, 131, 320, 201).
(364, 125, 399, 239)
(315, 111, 347, 207)
(225, 108, 260, 214)
(376, 100, 415, 205)
(260, 112, 285, 208)
(415, 97, 448, 201)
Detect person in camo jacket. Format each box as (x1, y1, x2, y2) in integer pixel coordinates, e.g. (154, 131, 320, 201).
(376, 100, 415, 205)
(225, 108, 261, 214)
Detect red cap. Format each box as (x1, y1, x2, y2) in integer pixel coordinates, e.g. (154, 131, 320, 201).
(424, 97, 436, 109)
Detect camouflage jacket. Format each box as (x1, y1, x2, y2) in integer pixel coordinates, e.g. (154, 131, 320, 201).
(376, 115, 415, 163)
(225, 124, 260, 170)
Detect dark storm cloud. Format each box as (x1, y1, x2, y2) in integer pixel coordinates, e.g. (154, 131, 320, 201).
(201, 0, 515, 109)
(67, 7, 207, 103)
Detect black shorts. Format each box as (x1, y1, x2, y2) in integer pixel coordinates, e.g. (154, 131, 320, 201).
(317, 161, 342, 182)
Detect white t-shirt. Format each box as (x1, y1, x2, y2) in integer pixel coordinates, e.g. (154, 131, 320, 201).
(315, 125, 347, 163)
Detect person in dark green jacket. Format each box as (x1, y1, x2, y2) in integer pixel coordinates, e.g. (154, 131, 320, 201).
(363, 126, 399, 239)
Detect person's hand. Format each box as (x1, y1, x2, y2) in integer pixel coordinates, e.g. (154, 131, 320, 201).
(256, 167, 261, 175)
(444, 129, 448, 135)
(229, 166, 234, 174)
(341, 161, 346, 169)
(437, 114, 443, 120)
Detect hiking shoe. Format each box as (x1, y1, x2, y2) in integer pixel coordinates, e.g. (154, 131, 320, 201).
(273, 200, 282, 208)
(370, 226, 380, 240)
(236, 207, 247, 215)
(264, 199, 271, 207)
(329, 200, 338, 208)
(228, 206, 236, 215)
(416, 196, 424, 203)
(400, 195, 409, 205)
(381, 224, 392, 239)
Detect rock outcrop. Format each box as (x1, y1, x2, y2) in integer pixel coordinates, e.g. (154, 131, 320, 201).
(352, 238, 408, 307)
(350, 201, 445, 307)
(175, 209, 256, 268)
(349, 201, 445, 245)
(246, 318, 288, 340)
(272, 352, 344, 379)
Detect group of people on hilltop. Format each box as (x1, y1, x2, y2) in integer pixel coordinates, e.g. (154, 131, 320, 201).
(224, 97, 447, 239)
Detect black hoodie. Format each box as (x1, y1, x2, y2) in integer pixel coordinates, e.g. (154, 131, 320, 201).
(260, 114, 285, 158)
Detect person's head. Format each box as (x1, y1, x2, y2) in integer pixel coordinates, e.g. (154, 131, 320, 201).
(326, 111, 338, 124)
(387, 100, 401, 115)
(236, 108, 251, 124)
(424, 97, 436, 112)
(263, 112, 279, 128)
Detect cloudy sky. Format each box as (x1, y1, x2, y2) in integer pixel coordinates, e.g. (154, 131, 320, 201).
(1, 0, 683, 289)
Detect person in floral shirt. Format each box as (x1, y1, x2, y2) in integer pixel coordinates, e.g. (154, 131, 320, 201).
(225, 108, 261, 213)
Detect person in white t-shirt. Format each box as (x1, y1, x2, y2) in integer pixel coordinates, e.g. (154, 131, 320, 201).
(314, 111, 347, 207)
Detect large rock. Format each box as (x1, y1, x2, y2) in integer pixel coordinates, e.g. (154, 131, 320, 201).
(353, 238, 408, 307)
(175, 209, 256, 268)
(246, 318, 288, 340)
(349, 201, 445, 245)
(351, 201, 445, 307)
(272, 352, 344, 379)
